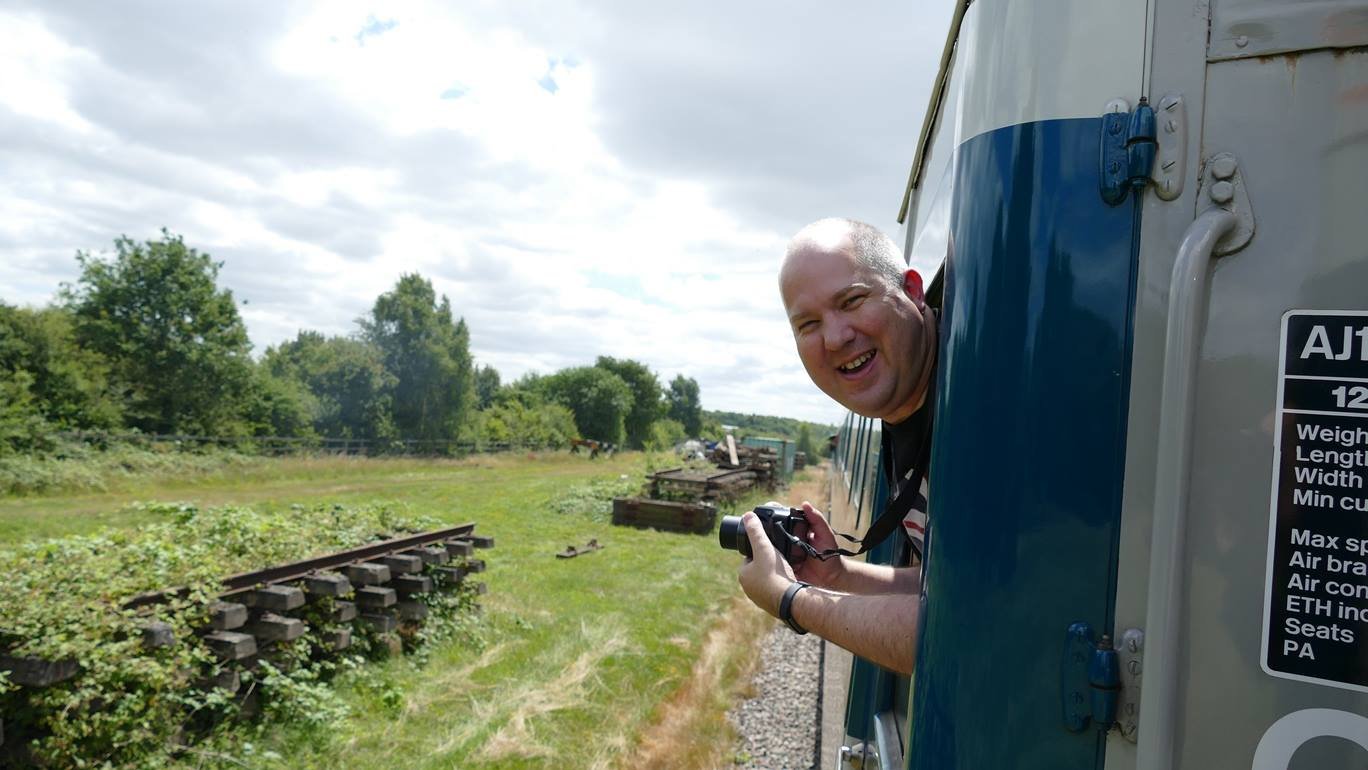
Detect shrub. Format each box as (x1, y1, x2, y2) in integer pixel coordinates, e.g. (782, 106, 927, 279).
(0, 502, 479, 767)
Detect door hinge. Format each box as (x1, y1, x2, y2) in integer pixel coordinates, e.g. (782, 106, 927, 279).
(1061, 622, 1122, 733)
(1100, 95, 1186, 205)
(1116, 628, 1144, 743)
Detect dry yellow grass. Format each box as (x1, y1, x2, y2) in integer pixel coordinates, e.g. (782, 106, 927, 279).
(476, 625, 628, 761)
(621, 465, 829, 770)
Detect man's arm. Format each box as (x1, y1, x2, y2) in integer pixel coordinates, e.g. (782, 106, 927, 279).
(737, 512, 921, 676)
(790, 587, 918, 675)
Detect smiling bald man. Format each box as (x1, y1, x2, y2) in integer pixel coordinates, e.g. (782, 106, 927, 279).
(736, 218, 937, 675)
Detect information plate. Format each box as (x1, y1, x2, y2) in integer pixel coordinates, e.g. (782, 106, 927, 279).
(1261, 310, 1368, 692)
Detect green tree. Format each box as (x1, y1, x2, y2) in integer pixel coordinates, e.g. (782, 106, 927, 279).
(540, 366, 632, 444)
(666, 375, 702, 437)
(594, 356, 662, 449)
(796, 423, 817, 458)
(474, 364, 501, 410)
(474, 400, 578, 448)
(0, 370, 51, 453)
(360, 274, 475, 443)
(0, 303, 123, 432)
(243, 366, 316, 438)
(62, 231, 256, 435)
(264, 332, 396, 441)
(645, 418, 686, 451)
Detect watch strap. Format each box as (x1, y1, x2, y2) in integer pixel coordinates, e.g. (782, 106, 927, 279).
(779, 581, 810, 635)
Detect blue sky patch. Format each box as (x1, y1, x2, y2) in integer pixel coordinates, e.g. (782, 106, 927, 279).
(356, 15, 398, 45)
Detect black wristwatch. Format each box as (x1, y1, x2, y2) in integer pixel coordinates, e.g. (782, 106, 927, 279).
(779, 581, 810, 635)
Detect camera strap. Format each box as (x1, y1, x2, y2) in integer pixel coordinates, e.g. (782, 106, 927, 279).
(805, 412, 932, 562)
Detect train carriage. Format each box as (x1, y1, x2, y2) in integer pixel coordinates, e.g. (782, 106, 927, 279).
(823, 0, 1368, 767)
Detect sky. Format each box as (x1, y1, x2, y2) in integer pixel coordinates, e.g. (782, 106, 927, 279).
(0, 0, 953, 427)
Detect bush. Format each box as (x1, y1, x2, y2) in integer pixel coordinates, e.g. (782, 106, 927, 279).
(0, 502, 480, 767)
(550, 474, 643, 520)
(472, 400, 579, 449)
(644, 418, 686, 451)
(0, 440, 266, 496)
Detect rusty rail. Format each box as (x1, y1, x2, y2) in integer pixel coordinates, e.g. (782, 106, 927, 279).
(123, 523, 479, 609)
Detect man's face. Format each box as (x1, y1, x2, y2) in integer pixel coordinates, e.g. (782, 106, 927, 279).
(780, 239, 932, 423)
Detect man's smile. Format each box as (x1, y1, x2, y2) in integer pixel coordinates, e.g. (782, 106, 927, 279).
(837, 349, 877, 377)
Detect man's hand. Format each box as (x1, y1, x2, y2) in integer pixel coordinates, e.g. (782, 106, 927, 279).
(790, 501, 848, 590)
(736, 511, 796, 616)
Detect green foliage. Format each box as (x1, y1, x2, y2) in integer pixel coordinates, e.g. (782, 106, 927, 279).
(0, 371, 53, 455)
(594, 356, 663, 449)
(263, 332, 397, 441)
(361, 275, 475, 444)
(244, 366, 317, 438)
(472, 399, 578, 448)
(666, 375, 703, 437)
(796, 423, 817, 458)
(0, 303, 124, 439)
(473, 364, 501, 410)
(703, 409, 835, 445)
(549, 472, 643, 520)
(0, 452, 777, 769)
(539, 366, 633, 444)
(0, 502, 475, 767)
(62, 231, 257, 436)
(0, 440, 265, 496)
(644, 417, 687, 451)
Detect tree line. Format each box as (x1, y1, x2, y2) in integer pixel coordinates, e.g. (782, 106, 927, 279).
(0, 231, 704, 455)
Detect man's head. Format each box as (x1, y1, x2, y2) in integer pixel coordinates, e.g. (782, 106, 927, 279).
(779, 218, 935, 424)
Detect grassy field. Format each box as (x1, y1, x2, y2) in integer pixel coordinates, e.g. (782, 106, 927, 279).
(0, 452, 822, 768)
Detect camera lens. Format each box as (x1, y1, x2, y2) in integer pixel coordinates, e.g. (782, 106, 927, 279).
(717, 515, 751, 557)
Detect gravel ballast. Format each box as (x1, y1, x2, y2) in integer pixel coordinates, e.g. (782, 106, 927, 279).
(728, 624, 823, 769)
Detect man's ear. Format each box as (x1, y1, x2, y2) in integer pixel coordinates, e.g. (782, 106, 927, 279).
(902, 269, 925, 303)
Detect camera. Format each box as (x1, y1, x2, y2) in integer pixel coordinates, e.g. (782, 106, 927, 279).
(718, 503, 808, 563)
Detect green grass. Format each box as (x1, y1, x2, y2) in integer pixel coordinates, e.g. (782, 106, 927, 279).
(0, 452, 772, 768)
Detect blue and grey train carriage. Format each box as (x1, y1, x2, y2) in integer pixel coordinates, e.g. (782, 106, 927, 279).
(822, 0, 1368, 767)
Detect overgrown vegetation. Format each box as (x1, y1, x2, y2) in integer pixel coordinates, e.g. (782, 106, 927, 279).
(549, 473, 644, 520)
(0, 501, 483, 767)
(0, 439, 266, 496)
(0, 453, 797, 768)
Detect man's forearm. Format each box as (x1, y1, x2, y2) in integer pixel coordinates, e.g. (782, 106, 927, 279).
(830, 559, 919, 596)
(790, 586, 918, 675)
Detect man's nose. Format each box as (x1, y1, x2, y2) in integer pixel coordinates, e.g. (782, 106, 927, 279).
(823, 316, 855, 351)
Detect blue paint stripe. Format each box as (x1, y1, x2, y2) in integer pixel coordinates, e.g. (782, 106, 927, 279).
(907, 116, 1140, 769)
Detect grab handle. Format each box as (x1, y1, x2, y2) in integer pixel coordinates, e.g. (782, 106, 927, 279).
(1137, 207, 1238, 770)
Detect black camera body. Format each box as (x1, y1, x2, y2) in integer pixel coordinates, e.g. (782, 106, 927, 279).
(718, 503, 808, 563)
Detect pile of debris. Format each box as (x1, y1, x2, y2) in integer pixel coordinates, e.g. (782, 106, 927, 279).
(611, 437, 781, 534)
(709, 443, 781, 488)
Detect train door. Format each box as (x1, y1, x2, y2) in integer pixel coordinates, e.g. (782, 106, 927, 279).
(1111, 1, 1368, 768)
(879, 0, 1154, 768)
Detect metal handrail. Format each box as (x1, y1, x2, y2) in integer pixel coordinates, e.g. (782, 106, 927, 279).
(1137, 207, 1238, 770)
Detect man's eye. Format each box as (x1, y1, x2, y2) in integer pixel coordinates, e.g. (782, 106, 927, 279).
(796, 320, 817, 334)
(842, 295, 866, 310)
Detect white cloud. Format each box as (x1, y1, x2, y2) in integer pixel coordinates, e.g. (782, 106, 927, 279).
(0, 0, 954, 427)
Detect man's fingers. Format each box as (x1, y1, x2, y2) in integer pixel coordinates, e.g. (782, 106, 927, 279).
(798, 501, 837, 544)
(740, 512, 768, 553)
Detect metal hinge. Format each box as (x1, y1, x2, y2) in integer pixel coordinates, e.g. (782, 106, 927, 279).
(1061, 622, 1122, 733)
(1100, 94, 1187, 205)
(1116, 628, 1144, 743)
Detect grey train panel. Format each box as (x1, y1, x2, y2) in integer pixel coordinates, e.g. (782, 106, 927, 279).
(1153, 47, 1368, 769)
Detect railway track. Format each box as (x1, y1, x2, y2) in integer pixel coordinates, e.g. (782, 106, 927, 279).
(0, 524, 495, 759)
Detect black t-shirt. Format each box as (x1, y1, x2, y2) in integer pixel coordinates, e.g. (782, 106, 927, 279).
(881, 402, 932, 556)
